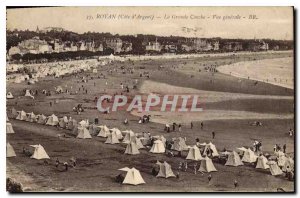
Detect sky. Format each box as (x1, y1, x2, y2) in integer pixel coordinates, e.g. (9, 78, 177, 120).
(7, 6, 294, 40)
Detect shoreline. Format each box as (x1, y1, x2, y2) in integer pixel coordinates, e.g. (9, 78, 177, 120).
(217, 57, 294, 90)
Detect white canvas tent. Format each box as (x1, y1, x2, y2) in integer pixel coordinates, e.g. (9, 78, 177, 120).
(237, 147, 248, 154)
(150, 140, 165, 153)
(255, 155, 270, 169)
(59, 116, 69, 128)
(105, 131, 120, 144)
(26, 112, 37, 122)
(97, 125, 110, 137)
(67, 119, 77, 130)
(79, 119, 89, 128)
(37, 114, 47, 124)
(156, 161, 176, 178)
(186, 145, 204, 161)
(110, 128, 123, 139)
(124, 142, 140, 155)
(198, 156, 217, 173)
(152, 135, 166, 146)
(171, 137, 188, 151)
(267, 161, 283, 176)
(46, 114, 59, 126)
(77, 127, 92, 139)
(30, 144, 50, 160)
(225, 151, 244, 166)
(203, 142, 219, 157)
(242, 148, 258, 163)
(123, 130, 136, 144)
(6, 122, 15, 134)
(16, 110, 27, 120)
(6, 92, 14, 99)
(119, 167, 145, 185)
(7, 143, 16, 157)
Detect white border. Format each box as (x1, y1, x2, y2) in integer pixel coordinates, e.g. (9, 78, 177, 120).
(0, 1, 298, 198)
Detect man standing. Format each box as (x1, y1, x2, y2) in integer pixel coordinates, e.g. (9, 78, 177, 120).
(212, 131, 215, 139)
(178, 124, 182, 132)
(283, 144, 287, 153)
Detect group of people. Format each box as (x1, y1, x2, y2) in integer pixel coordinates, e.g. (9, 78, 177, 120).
(164, 123, 182, 133)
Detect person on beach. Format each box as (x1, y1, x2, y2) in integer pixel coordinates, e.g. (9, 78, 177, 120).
(194, 163, 198, 175)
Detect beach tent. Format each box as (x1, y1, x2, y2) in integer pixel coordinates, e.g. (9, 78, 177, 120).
(282, 157, 294, 172)
(156, 161, 176, 178)
(255, 155, 270, 169)
(171, 137, 188, 151)
(59, 116, 68, 128)
(92, 69, 97, 73)
(30, 144, 50, 160)
(119, 167, 145, 185)
(198, 156, 217, 173)
(6, 123, 15, 134)
(225, 151, 244, 166)
(152, 135, 166, 146)
(26, 112, 37, 122)
(150, 140, 165, 153)
(123, 130, 136, 144)
(105, 131, 120, 144)
(37, 114, 47, 124)
(242, 148, 258, 163)
(76, 127, 92, 139)
(24, 90, 34, 99)
(79, 119, 89, 128)
(67, 118, 77, 130)
(237, 147, 248, 154)
(267, 161, 283, 176)
(203, 142, 219, 157)
(124, 141, 140, 155)
(16, 110, 27, 121)
(7, 143, 16, 157)
(6, 92, 14, 99)
(46, 114, 59, 126)
(97, 125, 110, 137)
(110, 128, 123, 140)
(186, 145, 204, 161)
